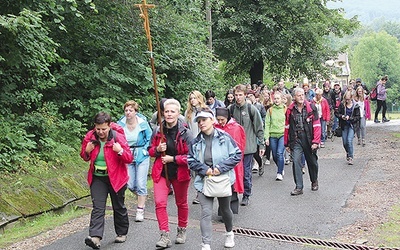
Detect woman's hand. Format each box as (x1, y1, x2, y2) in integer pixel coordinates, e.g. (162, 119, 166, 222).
(161, 155, 174, 164)
(157, 142, 167, 152)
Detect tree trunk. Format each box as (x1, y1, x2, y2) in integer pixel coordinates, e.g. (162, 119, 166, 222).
(205, 0, 212, 50)
(249, 60, 264, 85)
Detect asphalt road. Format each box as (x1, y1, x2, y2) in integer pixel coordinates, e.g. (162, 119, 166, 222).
(41, 120, 400, 250)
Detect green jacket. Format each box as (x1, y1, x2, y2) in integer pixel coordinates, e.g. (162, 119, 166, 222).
(264, 104, 286, 139)
(229, 102, 265, 154)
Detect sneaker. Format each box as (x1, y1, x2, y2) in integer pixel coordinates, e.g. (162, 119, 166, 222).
(311, 180, 319, 191)
(224, 231, 235, 248)
(357, 139, 361, 145)
(192, 197, 200, 204)
(85, 236, 101, 249)
(276, 173, 283, 181)
(285, 159, 290, 165)
(240, 196, 249, 206)
(374, 119, 380, 123)
(175, 227, 186, 244)
(156, 231, 171, 249)
(348, 158, 353, 165)
(301, 166, 306, 174)
(383, 117, 390, 123)
(201, 243, 211, 250)
(320, 142, 325, 148)
(265, 159, 270, 165)
(362, 139, 365, 147)
(115, 235, 127, 243)
(135, 208, 144, 222)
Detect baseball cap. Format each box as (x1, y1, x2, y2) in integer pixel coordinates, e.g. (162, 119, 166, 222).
(356, 78, 362, 83)
(193, 109, 214, 122)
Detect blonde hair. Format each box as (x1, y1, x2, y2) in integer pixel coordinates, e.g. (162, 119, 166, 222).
(354, 86, 365, 102)
(185, 90, 207, 120)
(123, 100, 139, 111)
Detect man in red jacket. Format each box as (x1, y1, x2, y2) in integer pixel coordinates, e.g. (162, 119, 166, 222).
(284, 88, 321, 196)
(80, 111, 133, 249)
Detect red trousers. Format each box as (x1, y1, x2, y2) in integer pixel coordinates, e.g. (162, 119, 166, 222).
(153, 176, 190, 231)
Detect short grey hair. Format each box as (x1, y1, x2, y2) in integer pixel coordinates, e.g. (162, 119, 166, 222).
(163, 98, 181, 112)
(293, 87, 305, 96)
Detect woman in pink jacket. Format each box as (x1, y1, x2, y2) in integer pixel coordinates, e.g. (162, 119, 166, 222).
(312, 89, 330, 148)
(80, 111, 133, 249)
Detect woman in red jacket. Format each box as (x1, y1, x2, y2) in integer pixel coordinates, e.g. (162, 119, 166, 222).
(148, 99, 194, 249)
(214, 107, 245, 214)
(80, 111, 133, 249)
(313, 89, 330, 148)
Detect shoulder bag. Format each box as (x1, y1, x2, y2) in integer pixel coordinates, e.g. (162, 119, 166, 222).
(203, 173, 232, 197)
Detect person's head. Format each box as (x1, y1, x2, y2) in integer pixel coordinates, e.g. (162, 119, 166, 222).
(349, 79, 356, 85)
(225, 89, 235, 104)
(347, 81, 354, 91)
(160, 98, 168, 112)
(293, 88, 305, 105)
(315, 88, 323, 101)
(273, 92, 283, 106)
(194, 107, 215, 135)
(278, 79, 285, 90)
(233, 84, 247, 105)
(285, 93, 292, 106)
(355, 78, 362, 86)
(205, 90, 216, 105)
(93, 112, 112, 141)
(356, 86, 364, 100)
(123, 100, 139, 119)
(163, 99, 181, 127)
(188, 90, 205, 108)
(215, 107, 230, 127)
(246, 90, 256, 103)
(381, 75, 388, 84)
(302, 82, 309, 92)
(343, 90, 353, 104)
(323, 82, 331, 92)
(324, 80, 331, 88)
(334, 83, 341, 91)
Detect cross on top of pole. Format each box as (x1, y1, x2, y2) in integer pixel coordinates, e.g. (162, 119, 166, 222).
(135, 0, 155, 56)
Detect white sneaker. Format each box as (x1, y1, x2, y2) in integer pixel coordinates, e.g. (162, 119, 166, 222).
(252, 159, 259, 173)
(201, 243, 211, 250)
(135, 208, 144, 222)
(224, 231, 235, 248)
(276, 174, 283, 181)
(264, 159, 270, 165)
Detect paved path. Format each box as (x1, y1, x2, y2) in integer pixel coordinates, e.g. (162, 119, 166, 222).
(41, 120, 400, 250)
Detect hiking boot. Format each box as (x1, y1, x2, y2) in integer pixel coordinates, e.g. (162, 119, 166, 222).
(85, 236, 101, 249)
(115, 235, 127, 243)
(374, 119, 380, 123)
(224, 231, 235, 248)
(135, 208, 145, 222)
(290, 189, 303, 196)
(156, 231, 171, 249)
(383, 117, 390, 123)
(240, 196, 249, 206)
(175, 227, 186, 244)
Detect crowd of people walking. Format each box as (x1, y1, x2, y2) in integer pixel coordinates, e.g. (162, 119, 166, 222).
(80, 76, 390, 250)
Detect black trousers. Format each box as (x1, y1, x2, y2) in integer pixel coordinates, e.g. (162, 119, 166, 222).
(375, 99, 387, 120)
(89, 175, 129, 238)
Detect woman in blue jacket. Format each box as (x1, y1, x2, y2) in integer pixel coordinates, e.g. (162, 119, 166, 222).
(118, 100, 152, 222)
(188, 107, 241, 250)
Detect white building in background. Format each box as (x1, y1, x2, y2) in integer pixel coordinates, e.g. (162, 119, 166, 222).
(326, 53, 351, 88)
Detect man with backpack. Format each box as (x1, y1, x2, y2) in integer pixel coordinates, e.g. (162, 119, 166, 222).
(229, 84, 265, 206)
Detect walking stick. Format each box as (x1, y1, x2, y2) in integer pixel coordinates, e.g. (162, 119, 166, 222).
(135, 0, 168, 182)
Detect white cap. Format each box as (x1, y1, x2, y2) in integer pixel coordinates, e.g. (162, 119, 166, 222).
(193, 111, 214, 122)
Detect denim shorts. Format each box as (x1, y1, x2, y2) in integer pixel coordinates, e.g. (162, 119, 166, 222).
(127, 158, 150, 196)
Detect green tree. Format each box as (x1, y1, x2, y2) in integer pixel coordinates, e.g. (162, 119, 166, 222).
(213, 0, 359, 83)
(350, 31, 400, 105)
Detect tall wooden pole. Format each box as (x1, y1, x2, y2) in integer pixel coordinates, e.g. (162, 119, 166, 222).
(135, 0, 168, 181)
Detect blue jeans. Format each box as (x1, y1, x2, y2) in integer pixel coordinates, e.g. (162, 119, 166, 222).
(341, 125, 354, 159)
(127, 158, 150, 196)
(320, 119, 327, 142)
(332, 116, 339, 131)
(269, 136, 285, 174)
(243, 154, 253, 197)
